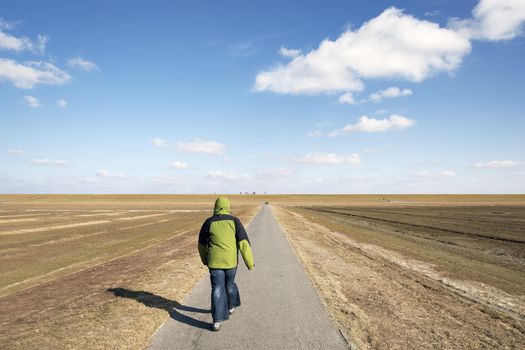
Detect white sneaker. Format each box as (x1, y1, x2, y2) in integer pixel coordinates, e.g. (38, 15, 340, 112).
(228, 307, 235, 315)
(212, 322, 221, 331)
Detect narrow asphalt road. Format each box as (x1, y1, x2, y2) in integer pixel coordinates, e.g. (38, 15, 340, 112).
(146, 205, 349, 350)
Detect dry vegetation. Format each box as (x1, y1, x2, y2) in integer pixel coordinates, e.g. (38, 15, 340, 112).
(273, 198, 525, 350)
(2, 194, 525, 350)
(0, 195, 259, 350)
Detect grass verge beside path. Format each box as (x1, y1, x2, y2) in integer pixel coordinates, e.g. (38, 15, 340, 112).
(273, 205, 525, 350)
(0, 205, 258, 350)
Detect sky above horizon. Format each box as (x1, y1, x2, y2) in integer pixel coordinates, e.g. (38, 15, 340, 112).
(1, 0, 524, 194)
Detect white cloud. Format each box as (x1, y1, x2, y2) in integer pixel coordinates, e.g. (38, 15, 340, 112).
(34, 35, 48, 54)
(170, 161, 189, 169)
(0, 24, 48, 54)
(0, 30, 30, 51)
(451, 0, 525, 41)
(254, 7, 470, 95)
(416, 170, 456, 177)
(153, 175, 182, 185)
(425, 10, 443, 18)
(441, 170, 457, 177)
(0, 18, 15, 30)
(223, 156, 233, 163)
(151, 138, 169, 148)
(207, 171, 249, 181)
(257, 168, 292, 177)
(206, 168, 293, 184)
(32, 158, 67, 165)
(151, 138, 226, 156)
(177, 138, 226, 156)
(67, 56, 98, 71)
(57, 99, 67, 108)
(96, 170, 110, 177)
(208, 40, 259, 57)
(338, 87, 413, 105)
(8, 149, 23, 155)
(279, 47, 301, 58)
(329, 114, 415, 136)
(307, 130, 323, 137)
(23, 95, 41, 108)
(0, 58, 71, 89)
(338, 92, 357, 104)
(254, 47, 364, 95)
(95, 169, 124, 178)
(287, 152, 361, 165)
(369, 86, 413, 102)
(473, 160, 523, 168)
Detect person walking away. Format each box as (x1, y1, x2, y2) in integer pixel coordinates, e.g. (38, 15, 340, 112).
(198, 197, 255, 331)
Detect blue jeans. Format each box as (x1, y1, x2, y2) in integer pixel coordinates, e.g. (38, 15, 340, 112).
(209, 267, 241, 322)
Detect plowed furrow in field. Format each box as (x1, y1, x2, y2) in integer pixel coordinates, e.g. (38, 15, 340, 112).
(324, 206, 525, 226)
(275, 207, 525, 350)
(309, 208, 525, 244)
(0, 212, 171, 236)
(0, 211, 210, 295)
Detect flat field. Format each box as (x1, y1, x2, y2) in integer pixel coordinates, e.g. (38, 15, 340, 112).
(0, 195, 259, 350)
(274, 196, 525, 350)
(1, 194, 524, 350)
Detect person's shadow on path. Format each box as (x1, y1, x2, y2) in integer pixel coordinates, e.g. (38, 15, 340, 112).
(107, 287, 211, 331)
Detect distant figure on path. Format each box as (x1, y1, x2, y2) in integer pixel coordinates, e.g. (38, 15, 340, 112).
(198, 197, 255, 331)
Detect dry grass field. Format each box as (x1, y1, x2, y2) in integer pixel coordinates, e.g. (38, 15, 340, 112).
(273, 196, 525, 350)
(1, 194, 524, 350)
(0, 195, 259, 350)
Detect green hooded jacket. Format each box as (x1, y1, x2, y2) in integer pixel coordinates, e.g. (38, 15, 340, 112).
(198, 197, 254, 269)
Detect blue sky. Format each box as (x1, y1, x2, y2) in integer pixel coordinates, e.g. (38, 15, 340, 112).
(1, 0, 524, 194)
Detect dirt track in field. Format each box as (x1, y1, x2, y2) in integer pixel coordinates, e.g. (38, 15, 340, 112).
(274, 204, 525, 350)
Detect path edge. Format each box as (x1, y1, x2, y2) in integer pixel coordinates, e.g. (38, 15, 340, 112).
(270, 205, 358, 350)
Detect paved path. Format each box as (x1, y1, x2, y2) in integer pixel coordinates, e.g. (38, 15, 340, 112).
(146, 205, 349, 350)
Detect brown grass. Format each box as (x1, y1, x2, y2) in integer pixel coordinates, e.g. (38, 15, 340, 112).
(0, 196, 259, 350)
(2, 193, 525, 208)
(293, 205, 525, 295)
(1, 194, 524, 349)
(273, 203, 525, 350)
